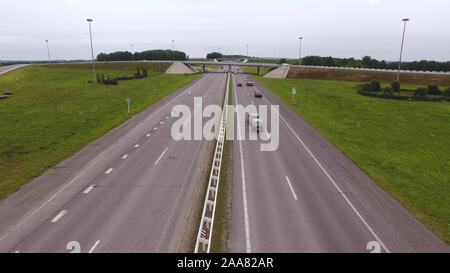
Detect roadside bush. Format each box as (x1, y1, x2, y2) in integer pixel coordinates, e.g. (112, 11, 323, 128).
(371, 80, 381, 91)
(383, 87, 393, 95)
(143, 68, 148, 77)
(443, 87, 450, 97)
(413, 87, 428, 100)
(391, 81, 400, 92)
(362, 83, 372, 91)
(427, 84, 442, 95)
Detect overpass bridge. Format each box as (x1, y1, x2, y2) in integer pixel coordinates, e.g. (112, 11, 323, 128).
(184, 61, 279, 75)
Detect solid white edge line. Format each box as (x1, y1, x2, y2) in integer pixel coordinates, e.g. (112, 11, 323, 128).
(234, 74, 252, 253)
(105, 168, 113, 174)
(272, 106, 391, 253)
(88, 240, 100, 253)
(51, 210, 67, 223)
(83, 185, 95, 194)
(154, 147, 168, 166)
(285, 176, 298, 200)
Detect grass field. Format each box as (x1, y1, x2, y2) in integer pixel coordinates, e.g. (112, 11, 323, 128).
(255, 76, 450, 243)
(0, 65, 199, 200)
(240, 66, 271, 75)
(288, 66, 450, 86)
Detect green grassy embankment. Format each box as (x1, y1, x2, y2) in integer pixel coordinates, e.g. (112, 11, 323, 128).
(255, 76, 450, 243)
(287, 66, 450, 86)
(0, 64, 199, 199)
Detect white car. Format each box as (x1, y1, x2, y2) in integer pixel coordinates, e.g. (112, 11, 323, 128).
(247, 112, 259, 124)
(250, 118, 264, 133)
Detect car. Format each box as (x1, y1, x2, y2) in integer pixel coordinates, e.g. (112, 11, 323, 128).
(254, 90, 262, 98)
(237, 82, 243, 87)
(247, 81, 254, 86)
(250, 118, 264, 134)
(247, 112, 259, 124)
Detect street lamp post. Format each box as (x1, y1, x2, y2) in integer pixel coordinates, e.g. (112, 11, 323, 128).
(397, 18, 409, 81)
(45, 40, 52, 70)
(246, 44, 248, 60)
(86, 18, 96, 82)
(172, 40, 175, 61)
(298, 37, 303, 65)
(131, 43, 134, 62)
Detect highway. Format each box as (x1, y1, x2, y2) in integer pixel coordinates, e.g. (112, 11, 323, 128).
(0, 64, 28, 75)
(0, 70, 227, 252)
(229, 66, 449, 253)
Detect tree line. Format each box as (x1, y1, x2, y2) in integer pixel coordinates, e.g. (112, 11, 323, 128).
(97, 49, 188, 62)
(301, 55, 450, 72)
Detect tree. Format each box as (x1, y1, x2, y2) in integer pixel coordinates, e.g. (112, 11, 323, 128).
(206, 52, 223, 59)
(443, 87, 450, 97)
(279, 58, 287, 64)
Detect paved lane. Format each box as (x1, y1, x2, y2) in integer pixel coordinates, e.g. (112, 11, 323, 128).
(229, 66, 449, 253)
(0, 72, 227, 252)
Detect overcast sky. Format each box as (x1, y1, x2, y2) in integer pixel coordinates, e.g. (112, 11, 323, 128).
(1, 0, 449, 61)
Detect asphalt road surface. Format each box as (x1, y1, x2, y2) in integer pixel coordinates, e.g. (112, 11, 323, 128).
(0, 71, 227, 252)
(0, 64, 28, 75)
(229, 66, 449, 253)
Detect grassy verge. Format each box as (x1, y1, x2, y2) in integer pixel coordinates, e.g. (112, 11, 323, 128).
(254, 76, 450, 243)
(241, 66, 271, 75)
(0, 65, 199, 200)
(287, 66, 450, 86)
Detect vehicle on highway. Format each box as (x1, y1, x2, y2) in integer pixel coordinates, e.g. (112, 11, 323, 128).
(247, 112, 259, 124)
(250, 117, 263, 133)
(247, 81, 254, 86)
(237, 82, 243, 87)
(254, 90, 262, 98)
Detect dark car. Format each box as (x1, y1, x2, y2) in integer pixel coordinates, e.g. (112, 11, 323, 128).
(254, 90, 262, 98)
(237, 82, 243, 87)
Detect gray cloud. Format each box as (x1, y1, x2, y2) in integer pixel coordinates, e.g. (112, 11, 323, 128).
(0, 0, 448, 61)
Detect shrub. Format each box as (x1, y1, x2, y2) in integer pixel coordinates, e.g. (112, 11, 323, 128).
(143, 68, 148, 77)
(413, 87, 428, 100)
(370, 80, 381, 91)
(362, 83, 372, 91)
(383, 87, 393, 95)
(443, 87, 450, 97)
(391, 81, 400, 92)
(279, 58, 287, 64)
(427, 84, 442, 95)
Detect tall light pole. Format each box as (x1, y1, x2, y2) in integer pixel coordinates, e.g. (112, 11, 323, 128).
(172, 40, 175, 61)
(45, 40, 52, 70)
(246, 44, 248, 60)
(298, 37, 303, 65)
(397, 18, 409, 81)
(86, 18, 96, 82)
(131, 43, 134, 62)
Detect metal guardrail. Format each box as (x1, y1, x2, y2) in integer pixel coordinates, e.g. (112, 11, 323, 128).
(194, 72, 230, 253)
